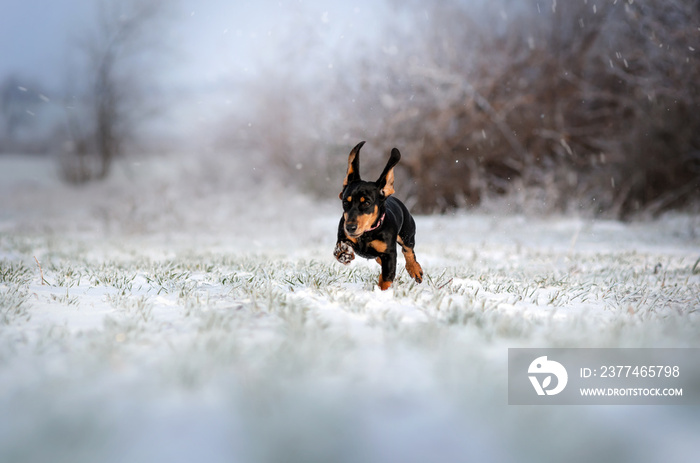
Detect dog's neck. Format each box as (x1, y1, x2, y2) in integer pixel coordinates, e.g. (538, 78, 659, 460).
(366, 212, 385, 232)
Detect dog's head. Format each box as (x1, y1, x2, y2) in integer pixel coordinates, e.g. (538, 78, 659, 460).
(339, 141, 400, 239)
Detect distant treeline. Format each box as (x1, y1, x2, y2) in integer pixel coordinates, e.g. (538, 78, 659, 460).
(4, 1, 698, 217)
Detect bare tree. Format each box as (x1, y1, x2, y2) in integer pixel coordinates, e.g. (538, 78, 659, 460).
(61, 0, 174, 183)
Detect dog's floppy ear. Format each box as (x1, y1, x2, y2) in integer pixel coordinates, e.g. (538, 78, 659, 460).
(376, 148, 401, 198)
(340, 141, 365, 198)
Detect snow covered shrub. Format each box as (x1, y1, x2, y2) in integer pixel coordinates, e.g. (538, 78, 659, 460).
(239, 0, 699, 217)
(347, 0, 700, 216)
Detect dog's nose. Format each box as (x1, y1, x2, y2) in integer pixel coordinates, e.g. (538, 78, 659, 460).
(345, 223, 358, 234)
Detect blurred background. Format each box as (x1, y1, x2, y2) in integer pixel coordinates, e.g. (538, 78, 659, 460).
(1, 0, 698, 218)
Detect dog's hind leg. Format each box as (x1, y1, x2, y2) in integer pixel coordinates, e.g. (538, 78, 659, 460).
(397, 235, 423, 284)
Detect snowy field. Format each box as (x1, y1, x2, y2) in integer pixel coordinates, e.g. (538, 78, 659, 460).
(1, 153, 700, 463)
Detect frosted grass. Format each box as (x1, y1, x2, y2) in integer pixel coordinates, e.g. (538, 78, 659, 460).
(1, 154, 699, 462)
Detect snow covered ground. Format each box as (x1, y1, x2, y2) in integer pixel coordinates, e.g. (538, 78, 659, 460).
(1, 153, 699, 463)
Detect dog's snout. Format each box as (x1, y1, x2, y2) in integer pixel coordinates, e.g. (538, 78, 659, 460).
(345, 222, 358, 234)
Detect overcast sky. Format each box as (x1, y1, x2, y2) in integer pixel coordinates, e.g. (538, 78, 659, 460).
(0, 0, 91, 86)
(0, 0, 387, 94)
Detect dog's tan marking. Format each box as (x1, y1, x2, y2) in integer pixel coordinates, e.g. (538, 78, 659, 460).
(402, 248, 423, 283)
(355, 205, 379, 235)
(381, 168, 395, 197)
(398, 237, 423, 283)
(369, 240, 388, 254)
(378, 275, 392, 291)
(341, 141, 364, 196)
(342, 155, 355, 190)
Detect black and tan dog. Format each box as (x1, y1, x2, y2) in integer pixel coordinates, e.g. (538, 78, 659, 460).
(333, 141, 424, 290)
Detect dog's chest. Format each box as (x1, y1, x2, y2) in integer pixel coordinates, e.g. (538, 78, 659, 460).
(349, 234, 389, 259)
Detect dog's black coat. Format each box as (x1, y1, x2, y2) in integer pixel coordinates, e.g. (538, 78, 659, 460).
(333, 141, 423, 290)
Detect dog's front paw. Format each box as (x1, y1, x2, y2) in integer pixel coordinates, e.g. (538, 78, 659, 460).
(334, 241, 355, 265)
